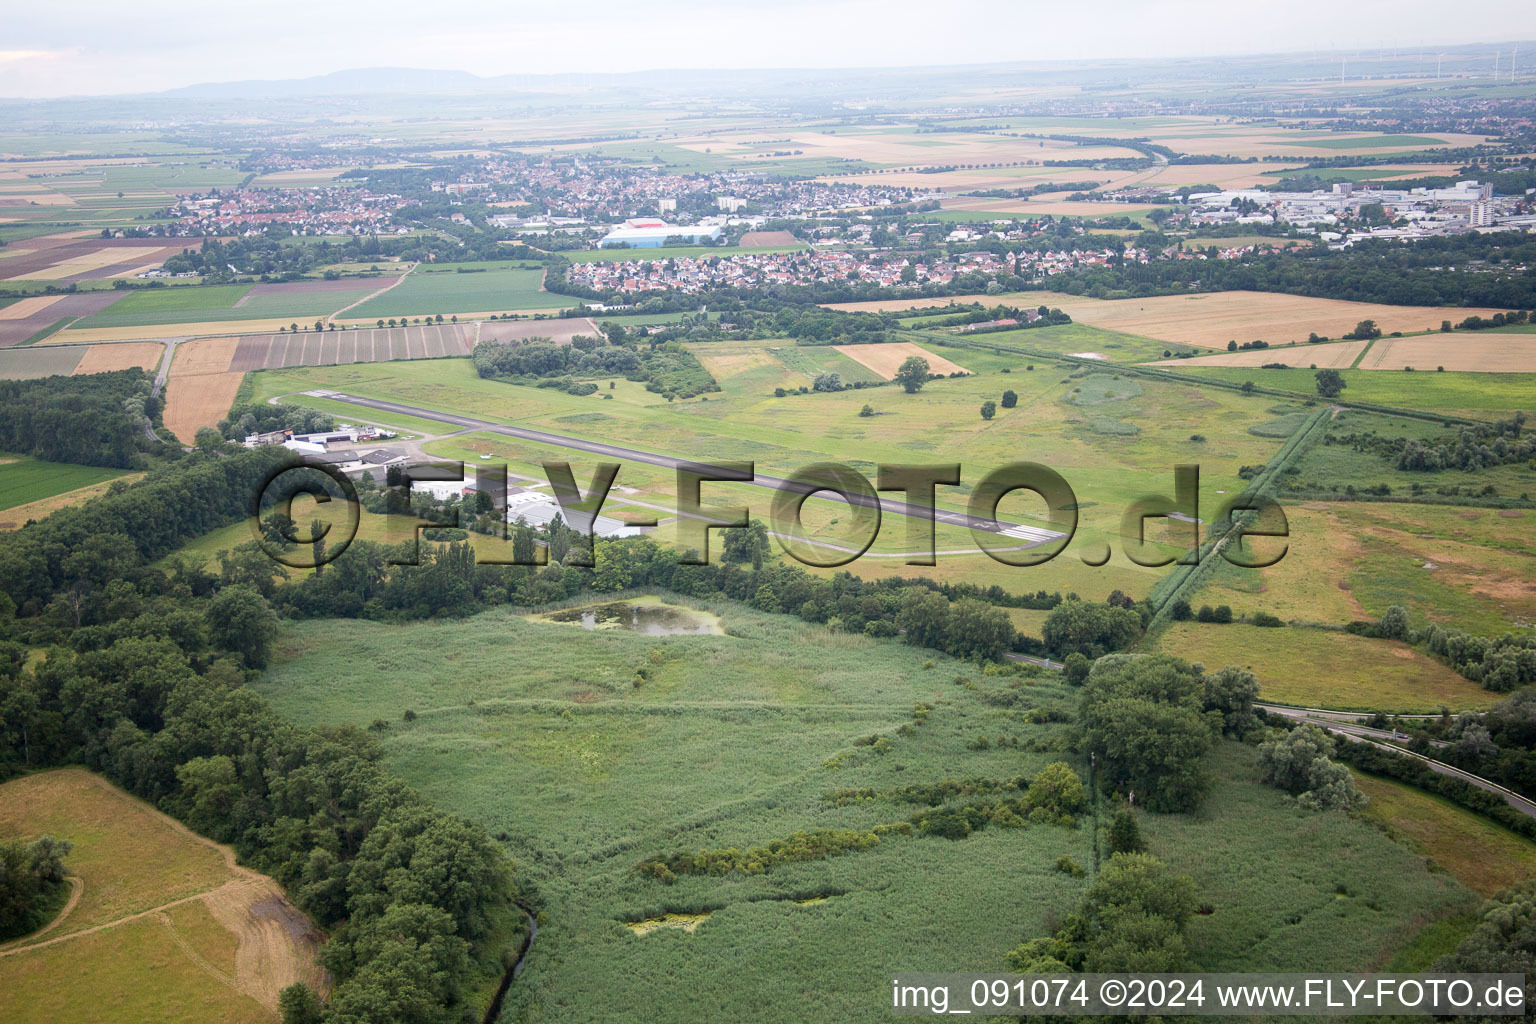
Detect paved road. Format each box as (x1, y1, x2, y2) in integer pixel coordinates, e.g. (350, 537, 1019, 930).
(1258, 703, 1447, 747)
(304, 389, 1069, 543)
(1257, 703, 1534, 819)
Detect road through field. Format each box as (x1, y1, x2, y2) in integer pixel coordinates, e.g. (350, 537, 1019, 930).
(293, 389, 1069, 544)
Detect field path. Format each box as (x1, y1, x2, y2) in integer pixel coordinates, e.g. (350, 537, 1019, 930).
(328, 262, 416, 325)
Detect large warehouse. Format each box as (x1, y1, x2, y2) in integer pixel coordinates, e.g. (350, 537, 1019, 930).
(598, 217, 723, 249)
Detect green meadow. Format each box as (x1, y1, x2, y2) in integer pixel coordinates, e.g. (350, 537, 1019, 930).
(255, 603, 1472, 1023)
(0, 456, 127, 512)
(350, 267, 573, 318)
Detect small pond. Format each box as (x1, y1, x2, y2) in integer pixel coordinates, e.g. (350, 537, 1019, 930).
(533, 597, 722, 636)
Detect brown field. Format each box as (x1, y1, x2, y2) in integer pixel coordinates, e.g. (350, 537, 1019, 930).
(1357, 335, 1536, 372)
(73, 342, 164, 375)
(738, 230, 800, 247)
(53, 318, 301, 344)
(1145, 340, 1366, 369)
(833, 341, 969, 378)
(479, 316, 600, 345)
(0, 473, 145, 530)
(164, 337, 242, 443)
(826, 291, 1512, 349)
(0, 769, 327, 1021)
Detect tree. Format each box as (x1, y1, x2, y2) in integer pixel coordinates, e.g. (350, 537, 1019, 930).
(1042, 600, 1141, 659)
(721, 519, 771, 571)
(1000, 389, 1018, 408)
(1347, 319, 1382, 340)
(1257, 724, 1365, 811)
(205, 584, 279, 669)
(1202, 665, 1260, 738)
(1079, 654, 1214, 812)
(1106, 806, 1145, 855)
(1379, 604, 1410, 641)
(812, 372, 842, 392)
(859, 404, 874, 417)
(1062, 652, 1091, 686)
(1024, 762, 1086, 820)
(980, 400, 996, 420)
(944, 598, 1015, 661)
(1315, 368, 1347, 398)
(194, 427, 226, 452)
(893, 355, 930, 394)
(1434, 879, 1536, 1012)
(279, 983, 324, 1024)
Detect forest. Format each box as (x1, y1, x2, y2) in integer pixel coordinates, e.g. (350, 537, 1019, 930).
(0, 370, 156, 469)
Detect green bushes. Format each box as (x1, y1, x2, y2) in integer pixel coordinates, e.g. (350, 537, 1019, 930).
(1257, 725, 1366, 811)
(0, 836, 71, 941)
(1041, 599, 1142, 659)
(635, 826, 899, 882)
(1007, 853, 1200, 972)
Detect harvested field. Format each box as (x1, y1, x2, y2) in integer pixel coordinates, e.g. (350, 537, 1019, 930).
(164, 338, 241, 442)
(825, 290, 1511, 349)
(833, 341, 969, 378)
(172, 336, 237, 375)
(480, 316, 599, 345)
(0, 241, 185, 283)
(1145, 340, 1366, 369)
(53, 318, 301, 344)
(1044, 291, 1510, 349)
(1357, 335, 1536, 373)
(73, 342, 163, 375)
(0, 769, 327, 1020)
(738, 230, 799, 247)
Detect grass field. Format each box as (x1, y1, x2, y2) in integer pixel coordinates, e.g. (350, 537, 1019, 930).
(351, 267, 574, 318)
(253, 602, 1472, 1023)
(1289, 408, 1536, 504)
(1201, 500, 1536, 638)
(1355, 773, 1536, 897)
(1153, 623, 1498, 712)
(1165, 366, 1536, 418)
(0, 456, 126, 513)
(242, 348, 1293, 602)
(0, 769, 327, 1022)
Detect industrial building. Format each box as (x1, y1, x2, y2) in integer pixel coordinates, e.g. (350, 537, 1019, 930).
(598, 218, 723, 249)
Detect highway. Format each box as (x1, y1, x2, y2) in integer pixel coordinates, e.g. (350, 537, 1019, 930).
(304, 389, 1070, 544)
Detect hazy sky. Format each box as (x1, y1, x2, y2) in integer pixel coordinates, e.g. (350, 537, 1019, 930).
(4, 0, 1536, 98)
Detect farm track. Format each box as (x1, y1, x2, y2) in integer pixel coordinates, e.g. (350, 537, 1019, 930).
(327, 262, 416, 325)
